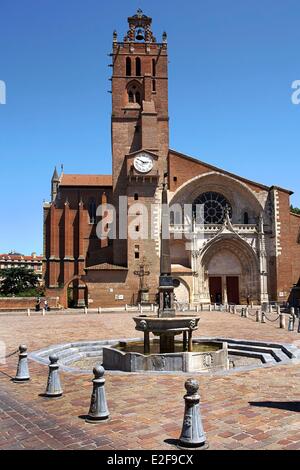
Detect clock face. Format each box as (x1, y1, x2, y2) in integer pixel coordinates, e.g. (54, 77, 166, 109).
(133, 153, 153, 173)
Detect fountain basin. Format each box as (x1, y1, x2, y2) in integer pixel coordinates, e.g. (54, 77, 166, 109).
(133, 316, 200, 335)
(102, 339, 229, 373)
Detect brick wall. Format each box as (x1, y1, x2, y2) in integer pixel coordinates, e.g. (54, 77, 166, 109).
(0, 297, 60, 311)
(276, 190, 300, 300)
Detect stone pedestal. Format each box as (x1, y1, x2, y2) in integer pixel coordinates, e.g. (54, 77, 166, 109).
(86, 366, 109, 423)
(140, 289, 150, 305)
(14, 345, 30, 382)
(158, 276, 175, 318)
(178, 378, 208, 450)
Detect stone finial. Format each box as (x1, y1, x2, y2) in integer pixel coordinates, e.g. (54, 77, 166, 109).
(93, 364, 105, 379)
(185, 378, 199, 397)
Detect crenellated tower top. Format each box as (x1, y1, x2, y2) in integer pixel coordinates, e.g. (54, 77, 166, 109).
(113, 9, 167, 44)
(125, 9, 156, 43)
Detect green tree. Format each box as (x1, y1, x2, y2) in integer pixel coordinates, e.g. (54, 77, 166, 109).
(291, 205, 300, 215)
(0, 267, 39, 296)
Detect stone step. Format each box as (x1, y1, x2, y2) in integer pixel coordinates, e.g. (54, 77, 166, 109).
(227, 348, 274, 364)
(227, 344, 285, 362)
(213, 337, 298, 360)
(62, 351, 103, 365)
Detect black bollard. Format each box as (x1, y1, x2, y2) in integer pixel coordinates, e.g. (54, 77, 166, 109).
(85, 365, 110, 423)
(178, 378, 208, 450)
(14, 345, 30, 382)
(44, 354, 63, 397)
(288, 316, 295, 332)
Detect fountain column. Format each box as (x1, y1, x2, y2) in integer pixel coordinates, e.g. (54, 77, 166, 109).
(144, 331, 150, 354)
(158, 180, 175, 319)
(160, 334, 175, 354)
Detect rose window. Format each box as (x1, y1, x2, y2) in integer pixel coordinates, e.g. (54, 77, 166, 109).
(192, 192, 232, 224)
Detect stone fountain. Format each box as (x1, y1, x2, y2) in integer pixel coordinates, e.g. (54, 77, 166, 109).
(133, 180, 200, 355)
(102, 181, 229, 373)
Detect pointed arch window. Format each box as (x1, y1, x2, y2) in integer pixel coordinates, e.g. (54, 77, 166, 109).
(136, 57, 141, 76)
(127, 83, 142, 105)
(88, 198, 97, 224)
(126, 57, 132, 76)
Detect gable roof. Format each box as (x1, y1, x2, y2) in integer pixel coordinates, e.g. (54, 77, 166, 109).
(169, 149, 293, 195)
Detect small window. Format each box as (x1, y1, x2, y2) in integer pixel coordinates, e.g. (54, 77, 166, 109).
(173, 176, 177, 182)
(152, 59, 156, 77)
(126, 57, 131, 77)
(152, 79, 156, 92)
(134, 245, 140, 259)
(136, 57, 141, 76)
(244, 212, 249, 224)
(134, 193, 139, 200)
(135, 226, 140, 232)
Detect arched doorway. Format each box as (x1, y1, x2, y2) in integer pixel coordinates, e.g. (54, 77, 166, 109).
(207, 250, 242, 304)
(201, 236, 260, 304)
(66, 277, 88, 308)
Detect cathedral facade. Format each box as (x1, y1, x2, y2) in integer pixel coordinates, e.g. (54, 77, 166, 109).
(43, 10, 300, 308)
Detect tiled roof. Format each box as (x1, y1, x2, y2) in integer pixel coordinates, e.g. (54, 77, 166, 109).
(85, 263, 128, 271)
(60, 174, 112, 187)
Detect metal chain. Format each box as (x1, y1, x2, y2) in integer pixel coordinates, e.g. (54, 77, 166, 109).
(263, 313, 280, 322)
(0, 349, 19, 360)
(248, 311, 257, 317)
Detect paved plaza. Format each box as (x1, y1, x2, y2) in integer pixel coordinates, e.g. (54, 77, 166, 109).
(0, 311, 299, 450)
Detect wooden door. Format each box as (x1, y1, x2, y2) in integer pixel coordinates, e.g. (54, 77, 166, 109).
(209, 277, 222, 304)
(226, 276, 239, 304)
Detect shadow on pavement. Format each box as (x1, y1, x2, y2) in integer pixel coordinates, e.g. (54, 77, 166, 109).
(249, 401, 300, 412)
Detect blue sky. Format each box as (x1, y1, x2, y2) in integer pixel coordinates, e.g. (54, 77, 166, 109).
(0, 0, 299, 254)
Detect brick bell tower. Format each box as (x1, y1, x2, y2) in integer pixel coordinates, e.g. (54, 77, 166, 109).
(111, 9, 169, 296)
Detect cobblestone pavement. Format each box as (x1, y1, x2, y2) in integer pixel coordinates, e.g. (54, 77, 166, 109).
(0, 311, 299, 450)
